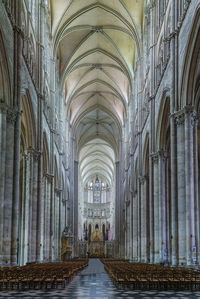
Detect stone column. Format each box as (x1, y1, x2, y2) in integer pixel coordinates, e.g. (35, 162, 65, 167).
(35, 95, 43, 264)
(46, 174, 54, 261)
(140, 176, 147, 262)
(27, 152, 33, 263)
(137, 178, 141, 261)
(46, 176, 52, 260)
(58, 189, 62, 260)
(11, 108, 22, 266)
(165, 157, 171, 264)
(193, 116, 199, 264)
(42, 176, 46, 261)
(170, 115, 178, 265)
(51, 177, 55, 261)
(175, 112, 186, 265)
(152, 153, 159, 263)
(74, 160, 79, 257)
(124, 198, 127, 258)
(40, 176, 45, 262)
(11, 0, 24, 264)
(129, 192, 133, 261)
(120, 187, 125, 257)
(0, 106, 7, 264)
(46, 175, 51, 261)
(3, 109, 17, 265)
(53, 190, 59, 260)
(169, 0, 178, 266)
(54, 188, 62, 261)
(184, 108, 197, 265)
(29, 149, 39, 262)
(18, 152, 31, 265)
(125, 200, 130, 259)
(158, 150, 168, 263)
(132, 190, 138, 261)
(149, 104, 154, 264)
(115, 161, 120, 257)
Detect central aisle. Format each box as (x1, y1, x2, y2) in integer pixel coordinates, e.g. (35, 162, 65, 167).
(81, 258, 107, 275)
(65, 259, 116, 298)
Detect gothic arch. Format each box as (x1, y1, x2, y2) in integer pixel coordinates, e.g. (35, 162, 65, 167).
(180, 5, 200, 108)
(0, 28, 12, 105)
(142, 132, 150, 175)
(156, 90, 170, 149)
(21, 92, 36, 149)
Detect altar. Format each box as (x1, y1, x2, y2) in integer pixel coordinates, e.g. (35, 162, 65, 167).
(89, 229, 104, 258)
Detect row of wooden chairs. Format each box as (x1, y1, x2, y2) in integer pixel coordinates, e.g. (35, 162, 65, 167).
(101, 259, 200, 290)
(0, 260, 88, 290)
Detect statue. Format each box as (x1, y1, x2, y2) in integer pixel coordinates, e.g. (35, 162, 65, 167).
(61, 226, 73, 260)
(62, 225, 73, 238)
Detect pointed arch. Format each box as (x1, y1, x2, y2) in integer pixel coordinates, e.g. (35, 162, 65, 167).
(21, 91, 36, 149)
(0, 27, 12, 105)
(156, 89, 170, 149)
(179, 5, 200, 108)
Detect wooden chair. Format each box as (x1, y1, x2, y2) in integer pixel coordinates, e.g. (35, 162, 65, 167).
(126, 272, 138, 289)
(137, 271, 149, 290)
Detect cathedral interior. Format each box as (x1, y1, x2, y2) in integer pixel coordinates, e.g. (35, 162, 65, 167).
(0, 0, 200, 297)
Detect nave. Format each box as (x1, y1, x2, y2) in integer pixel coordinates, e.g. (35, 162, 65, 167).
(1, 2, 200, 296)
(1, 259, 200, 298)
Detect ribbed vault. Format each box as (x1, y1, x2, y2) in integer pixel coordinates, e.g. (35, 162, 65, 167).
(51, 0, 145, 185)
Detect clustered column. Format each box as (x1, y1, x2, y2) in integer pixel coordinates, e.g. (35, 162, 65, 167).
(173, 107, 200, 265)
(140, 176, 147, 262)
(3, 109, 17, 265)
(0, 106, 7, 263)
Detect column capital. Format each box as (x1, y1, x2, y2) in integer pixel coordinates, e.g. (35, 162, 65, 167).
(6, 109, 19, 125)
(151, 150, 168, 162)
(174, 112, 185, 126)
(55, 187, 63, 194)
(150, 151, 159, 162)
(27, 147, 42, 160)
(133, 190, 137, 197)
(158, 149, 169, 161)
(0, 103, 7, 114)
(171, 106, 198, 127)
(0, 105, 21, 123)
(149, 0, 156, 9)
(22, 152, 30, 161)
(44, 173, 54, 182)
(138, 175, 147, 185)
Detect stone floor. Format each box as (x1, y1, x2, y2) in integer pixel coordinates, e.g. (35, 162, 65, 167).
(1, 259, 200, 298)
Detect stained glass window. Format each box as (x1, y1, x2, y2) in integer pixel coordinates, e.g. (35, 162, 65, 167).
(94, 177, 100, 203)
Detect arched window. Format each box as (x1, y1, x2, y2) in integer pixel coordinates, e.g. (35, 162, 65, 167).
(101, 181, 106, 203)
(93, 176, 100, 203)
(87, 181, 93, 203)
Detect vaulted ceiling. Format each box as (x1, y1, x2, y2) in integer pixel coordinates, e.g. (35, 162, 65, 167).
(51, 0, 145, 185)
